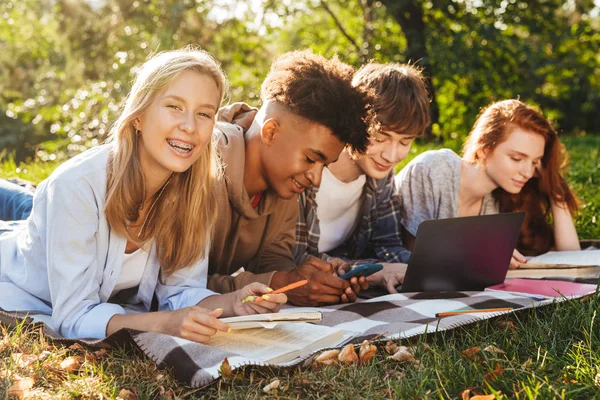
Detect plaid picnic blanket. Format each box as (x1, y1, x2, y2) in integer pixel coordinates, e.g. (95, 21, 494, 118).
(2, 290, 588, 388)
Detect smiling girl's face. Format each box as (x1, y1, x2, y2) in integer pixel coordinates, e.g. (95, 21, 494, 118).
(479, 126, 546, 194)
(135, 70, 221, 182)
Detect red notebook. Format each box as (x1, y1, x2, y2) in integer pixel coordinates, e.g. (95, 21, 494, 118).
(487, 278, 598, 298)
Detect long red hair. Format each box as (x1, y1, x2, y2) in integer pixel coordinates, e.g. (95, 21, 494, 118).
(462, 100, 579, 255)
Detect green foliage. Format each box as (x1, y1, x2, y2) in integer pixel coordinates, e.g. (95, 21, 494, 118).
(1, 0, 599, 162)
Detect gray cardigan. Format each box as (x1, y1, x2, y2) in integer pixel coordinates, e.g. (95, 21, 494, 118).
(0, 144, 215, 339)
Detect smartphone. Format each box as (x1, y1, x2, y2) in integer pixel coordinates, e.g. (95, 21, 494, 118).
(338, 263, 383, 280)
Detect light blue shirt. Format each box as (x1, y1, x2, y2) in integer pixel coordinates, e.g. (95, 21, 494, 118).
(0, 144, 216, 339)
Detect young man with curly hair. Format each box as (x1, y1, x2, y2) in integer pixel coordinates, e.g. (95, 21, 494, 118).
(207, 50, 374, 306)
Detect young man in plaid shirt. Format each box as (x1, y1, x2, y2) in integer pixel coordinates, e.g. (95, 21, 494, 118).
(294, 63, 430, 295)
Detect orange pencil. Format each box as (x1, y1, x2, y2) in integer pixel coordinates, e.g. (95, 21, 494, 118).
(435, 307, 513, 317)
(254, 279, 308, 303)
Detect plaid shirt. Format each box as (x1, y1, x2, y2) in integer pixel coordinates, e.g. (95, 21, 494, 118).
(294, 170, 411, 267)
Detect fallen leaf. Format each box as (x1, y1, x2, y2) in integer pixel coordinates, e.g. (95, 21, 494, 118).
(85, 348, 108, 363)
(312, 349, 340, 368)
(388, 346, 417, 362)
(483, 364, 504, 382)
(461, 389, 471, 400)
(496, 320, 516, 333)
(359, 340, 377, 364)
(520, 358, 533, 370)
(218, 358, 232, 379)
(7, 376, 35, 398)
(59, 356, 83, 374)
(483, 345, 506, 355)
(338, 344, 359, 365)
(463, 346, 481, 359)
(117, 388, 139, 400)
(11, 353, 39, 368)
(470, 395, 497, 400)
(38, 326, 46, 348)
(262, 378, 280, 393)
(297, 377, 311, 388)
(595, 373, 600, 387)
(68, 343, 84, 352)
(384, 340, 398, 355)
(38, 351, 52, 362)
(384, 370, 405, 380)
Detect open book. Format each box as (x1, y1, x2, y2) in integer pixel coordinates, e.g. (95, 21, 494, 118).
(508, 250, 600, 279)
(207, 321, 345, 364)
(221, 311, 322, 330)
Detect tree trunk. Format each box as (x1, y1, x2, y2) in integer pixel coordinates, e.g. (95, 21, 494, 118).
(380, 0, 439, 140)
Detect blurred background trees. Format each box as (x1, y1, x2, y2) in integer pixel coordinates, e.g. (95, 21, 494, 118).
(1, 0, 599, 162)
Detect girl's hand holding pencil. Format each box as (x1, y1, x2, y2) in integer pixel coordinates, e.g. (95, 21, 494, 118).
(232, 282, 288, 316)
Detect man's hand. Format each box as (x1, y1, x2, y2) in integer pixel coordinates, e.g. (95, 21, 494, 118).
(366, 263, 407, 294)
(334, 259, 369, 301)
(271, 256, 354, 306)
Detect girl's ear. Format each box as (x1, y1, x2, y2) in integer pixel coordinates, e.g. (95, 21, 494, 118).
(476, 146, 490, 164)
(133, 118, 141, 131)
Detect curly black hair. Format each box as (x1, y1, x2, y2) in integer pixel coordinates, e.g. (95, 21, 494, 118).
(261, 50, 373, 155)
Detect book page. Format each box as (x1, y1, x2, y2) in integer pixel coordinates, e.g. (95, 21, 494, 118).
(220, 311, 322, 324)
(208, 323, 343, 364)
(520, 250, 600, 268)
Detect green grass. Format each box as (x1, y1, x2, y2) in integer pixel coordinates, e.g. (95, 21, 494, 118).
(1, 136, 599, 398)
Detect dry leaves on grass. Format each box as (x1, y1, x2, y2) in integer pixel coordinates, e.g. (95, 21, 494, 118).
(359, 340, 377, 364)
(6, 375, 35, 399)
(11, 353, 40, 368)
(384, 340, 398, 355)
(595, 373, 600, 387)
(461, 388, 500, 400)
(483, 345, 505, 355)
(312, 349, 340, 368)
(85, 348, 108, 363)
(387, 346, 419, 363)
(495, 320, 516, 333)
(218, 358, 233, 379)
(483, 364, 504, 382)
(262, 378, 280, 393)
(312, 340, 378, 369)
(338, 344, 359, 365)
(59, 356, 84, 374)
(117, 388, 139, 400)
(463, 346, 482, 359)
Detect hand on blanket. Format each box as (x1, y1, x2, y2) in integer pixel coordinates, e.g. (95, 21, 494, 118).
(510, 249, 527, 269)
(163, 307, 230, 343)
(270, 256, 355, 306)
(232, 282, 287, 316)
(365, 263, 407, 294)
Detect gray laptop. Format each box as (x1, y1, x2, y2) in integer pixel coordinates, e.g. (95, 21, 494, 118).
(399, 212, 525, 292)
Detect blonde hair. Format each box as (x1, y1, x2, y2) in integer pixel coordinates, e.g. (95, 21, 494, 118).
(105, 47, 229, 275)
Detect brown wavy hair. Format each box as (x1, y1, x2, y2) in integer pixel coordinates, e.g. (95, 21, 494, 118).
(105, 48, 228, 275)
(462, 99, 578, 255)
(352, 62, 430, 137)
(260, 49, 374, 157)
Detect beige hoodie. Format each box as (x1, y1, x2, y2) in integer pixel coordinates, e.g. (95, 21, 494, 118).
(207, 103, 298, 293)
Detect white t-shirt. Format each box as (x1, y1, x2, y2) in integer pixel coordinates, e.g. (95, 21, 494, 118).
(315, 167, 366, 253)
(111, 246, 151, 296)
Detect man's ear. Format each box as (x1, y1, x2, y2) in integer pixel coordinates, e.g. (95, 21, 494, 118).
(260, 118, 279, 146)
